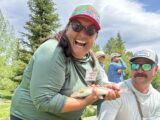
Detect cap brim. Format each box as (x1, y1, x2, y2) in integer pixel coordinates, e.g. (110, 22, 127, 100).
(97, 55, 106, 58)
(69, 14, 100, 30)
(111, 55, 121, 59)
(130, 57, 155, 63)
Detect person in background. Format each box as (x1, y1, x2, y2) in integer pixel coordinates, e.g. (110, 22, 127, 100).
(10, 5, 121, 120)
(107, 52, 127, 83)
(95, 51, 108, 83)
(98, 48, 160, 120)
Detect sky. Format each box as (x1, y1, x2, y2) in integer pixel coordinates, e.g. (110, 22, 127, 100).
(0, 0, 160, 61)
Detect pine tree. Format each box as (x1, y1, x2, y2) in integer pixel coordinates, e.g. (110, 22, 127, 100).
(103, 33, 125, 55)
(24, 0, 60, 52)
(114, 33, 125, 54)
(12, 0, 60, 83)
(103, 37, 115, 54)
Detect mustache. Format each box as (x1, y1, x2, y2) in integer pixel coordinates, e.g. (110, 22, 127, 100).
(134, 73, 147, 78)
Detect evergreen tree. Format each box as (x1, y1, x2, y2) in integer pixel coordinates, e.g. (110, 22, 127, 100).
(114, 33, 125, 54)
(103, 37, 115, 54)
(92, 43, 100, 52)
(12, 0, 60, 84)
(103, 33, 125, 55)
(24, 0, 60, 52)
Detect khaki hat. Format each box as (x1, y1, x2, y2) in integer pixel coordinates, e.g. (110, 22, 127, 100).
(95, 51, 106, 58)
(130, 48, 158, 64)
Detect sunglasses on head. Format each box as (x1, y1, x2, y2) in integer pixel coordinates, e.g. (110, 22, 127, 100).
(130, 63, 155, 71)
(70, 20, 98, 36)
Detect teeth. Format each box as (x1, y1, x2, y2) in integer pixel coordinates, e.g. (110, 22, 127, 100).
(76, 40, 86, 44)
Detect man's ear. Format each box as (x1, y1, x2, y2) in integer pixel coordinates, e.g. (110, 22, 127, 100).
(155, 65, 159, 72)
(153, 65, 159, 76)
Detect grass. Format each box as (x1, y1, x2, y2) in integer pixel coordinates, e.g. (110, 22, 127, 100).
(0, 90, 12, 120)
(0, 100, 11, 120)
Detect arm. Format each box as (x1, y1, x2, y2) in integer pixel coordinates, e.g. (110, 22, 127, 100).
(30, 40, 67, 113)
(29, 40, 100, 113)
(114, 58, 127, 70)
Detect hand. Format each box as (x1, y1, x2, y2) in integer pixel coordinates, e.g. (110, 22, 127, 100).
(83, 86, 100, 105)
(103, 83, 121, 100)
(117, 69, 123, 74)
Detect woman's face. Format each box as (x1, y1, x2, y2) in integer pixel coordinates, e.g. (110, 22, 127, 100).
(66, 17, 98, 59)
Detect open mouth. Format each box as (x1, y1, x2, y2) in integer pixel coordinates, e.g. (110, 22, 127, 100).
(75, 40, 86, 47)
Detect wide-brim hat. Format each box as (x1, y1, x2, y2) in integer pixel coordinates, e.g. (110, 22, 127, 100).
(69, 5, 101, 30)
(95, 51, 106, 58)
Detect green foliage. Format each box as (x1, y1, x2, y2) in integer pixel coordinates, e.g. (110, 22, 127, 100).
(152, 70, 160, 91)
(12, 0, 60, 84)
(0, 10, 19, 91)
(0, 62, 17, 91)
(92, 44, 100, 52)
(0, 90, 12, 120)
(103, 33, 125, 55)
(11, 60, 27, 82)
(24, 0, 60, 52)
(0, 101, 11, 120)
(0, 90, 12, 99)
(0, 10, 18, 63)
(81, 105, 96, 118)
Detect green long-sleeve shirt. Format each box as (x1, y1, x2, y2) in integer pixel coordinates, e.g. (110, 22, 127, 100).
(11, 39, 103, 120)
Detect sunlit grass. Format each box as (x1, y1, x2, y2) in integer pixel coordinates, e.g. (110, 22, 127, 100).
(0, 100, 11, 120)
(0, 90, 12, 120)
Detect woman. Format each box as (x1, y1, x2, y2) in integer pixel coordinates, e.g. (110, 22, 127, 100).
(10, 5, 120, 120)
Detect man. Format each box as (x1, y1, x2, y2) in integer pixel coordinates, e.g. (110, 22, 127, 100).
(95, 51, 108, 83)
(95, 51, 106, 68)
(98, 48, 160, 120)
(107, 53, 127, 83)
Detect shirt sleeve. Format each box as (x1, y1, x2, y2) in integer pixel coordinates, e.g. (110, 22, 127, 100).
(30, 40, 67, 114)
(98, 99, 121, 120)
(113, 58, 127, 70)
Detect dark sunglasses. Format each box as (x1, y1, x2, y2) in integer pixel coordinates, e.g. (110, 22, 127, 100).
(70, 20, 98, 36)
(130, 63, 155, 71)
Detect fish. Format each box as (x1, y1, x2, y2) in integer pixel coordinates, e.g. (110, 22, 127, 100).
(70, 86, 130, 98)
(70, 87, 111, 98)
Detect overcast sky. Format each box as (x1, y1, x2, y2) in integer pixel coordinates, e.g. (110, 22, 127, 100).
(0, 0, 160, 61)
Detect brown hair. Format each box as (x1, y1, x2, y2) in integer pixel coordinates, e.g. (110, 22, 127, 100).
(44, 24, 96, 68)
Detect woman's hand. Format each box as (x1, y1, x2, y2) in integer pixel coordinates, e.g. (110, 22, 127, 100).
(103, 83, 121, 100)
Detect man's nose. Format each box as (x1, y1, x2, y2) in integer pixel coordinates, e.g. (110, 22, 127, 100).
(137, 67, 144, 73)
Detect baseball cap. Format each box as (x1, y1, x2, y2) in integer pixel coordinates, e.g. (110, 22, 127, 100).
(111, 53, 121, 59)
(69, 5, 101, 30)
(95, 51, 106, 58)
(130, 49, 158, 64)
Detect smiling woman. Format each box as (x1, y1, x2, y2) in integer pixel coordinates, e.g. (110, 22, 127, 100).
(10, 4, 121, 120)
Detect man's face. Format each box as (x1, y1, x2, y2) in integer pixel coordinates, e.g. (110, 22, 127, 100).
(98, 56, 105, 64)
(131, 58, 158, 85)
(113, 56, 120, 62)
(66, 17, 98, 59)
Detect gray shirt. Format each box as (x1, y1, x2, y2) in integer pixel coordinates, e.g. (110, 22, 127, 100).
(98, 79, 160, 120)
